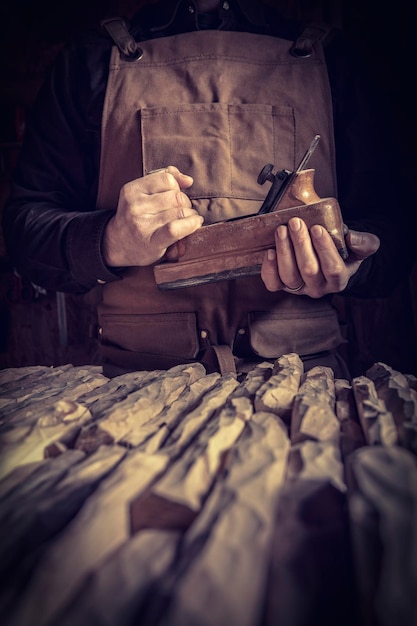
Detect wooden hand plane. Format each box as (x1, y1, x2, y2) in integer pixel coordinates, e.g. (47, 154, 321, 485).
(154, 136, 348, 291)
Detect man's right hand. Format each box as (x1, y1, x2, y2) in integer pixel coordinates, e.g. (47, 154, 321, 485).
(103, 166, 203, 268)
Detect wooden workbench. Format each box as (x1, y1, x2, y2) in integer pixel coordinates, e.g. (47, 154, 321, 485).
(0, 355, 416, 626)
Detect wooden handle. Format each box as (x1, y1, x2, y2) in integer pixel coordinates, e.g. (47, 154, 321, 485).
(276, 169, 321, 210)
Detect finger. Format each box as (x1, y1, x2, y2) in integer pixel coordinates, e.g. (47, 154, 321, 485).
(261, 248, 285, 291)
(119, 176, 174, 203)
(159, 188, 193, 211)
(120, 170, 193, 210)
(165, 240, 187, 261)
(310, 224, 347, 291)
(145, 166, 193, 191)
(146, 204, 199, 231)
(274, 223, 304, 289)
(346, 229, 380, 260)
(287, 218, 322, 287)
(133, 189, 193, 220)
(152, 214, 204, 251)
(165, 165, 194, 190)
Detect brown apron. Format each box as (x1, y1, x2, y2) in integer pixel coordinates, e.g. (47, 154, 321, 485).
(96, 29, 345, 372)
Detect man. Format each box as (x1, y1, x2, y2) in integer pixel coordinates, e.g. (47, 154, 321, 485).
(2, 0, 414, 376)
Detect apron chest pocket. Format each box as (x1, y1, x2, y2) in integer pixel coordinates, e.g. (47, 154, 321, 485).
(141, 103, 295, 203)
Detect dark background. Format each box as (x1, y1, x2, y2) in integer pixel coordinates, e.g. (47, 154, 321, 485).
(0, 0, 416, 375)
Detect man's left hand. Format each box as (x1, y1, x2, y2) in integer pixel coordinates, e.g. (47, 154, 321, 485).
(260, 217, 380, 297)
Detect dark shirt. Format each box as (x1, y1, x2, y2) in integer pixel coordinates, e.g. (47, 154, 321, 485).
(2, 0, 415, 295)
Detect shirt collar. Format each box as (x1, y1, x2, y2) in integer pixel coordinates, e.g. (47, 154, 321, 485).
(136, 0, 269, 34)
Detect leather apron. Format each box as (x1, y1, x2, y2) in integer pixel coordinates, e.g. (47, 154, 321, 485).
(96, 29, 345, 372)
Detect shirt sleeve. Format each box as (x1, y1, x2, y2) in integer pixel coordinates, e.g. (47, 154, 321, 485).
(2, 31, 122, 294)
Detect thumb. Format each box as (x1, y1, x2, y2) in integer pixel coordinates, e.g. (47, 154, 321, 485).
(346, 229, 380, 260)
(165, 165, 194, 190)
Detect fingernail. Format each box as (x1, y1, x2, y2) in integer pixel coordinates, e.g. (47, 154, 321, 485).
(311, 225, 324, 238)
(349, 232, 362, 246)
(289, 218, 301, 231)
(267, 249, 276, 261)
(277, 225, 287, 240)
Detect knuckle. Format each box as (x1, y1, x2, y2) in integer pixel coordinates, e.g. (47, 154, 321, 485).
(261, 267, 280, 292)
(302, 263, 319, 280)
(174, 190, 191, 209)
(176, 206, 192, 220)
(283, 276, 298, 288)
(266, 284, 279, 293)
(264, 277, 280, 292)
(175, 191, 184, 207)
(326, 260, 346, 281)
(119, 183, 132, 204)
(163, 172, 178, 189)
(333, 275, 348, 292)
(326, 267, 343, 281)
(119, 181, 144, 211)
(262, 266, 276, 281)
(164, 220, 177, 239)
(309, 287, 324, 299)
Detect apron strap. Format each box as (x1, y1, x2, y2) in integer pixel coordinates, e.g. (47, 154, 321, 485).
(202, 345, 237, 377)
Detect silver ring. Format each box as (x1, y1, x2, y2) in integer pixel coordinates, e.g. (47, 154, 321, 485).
(285, 281, 305, 292)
